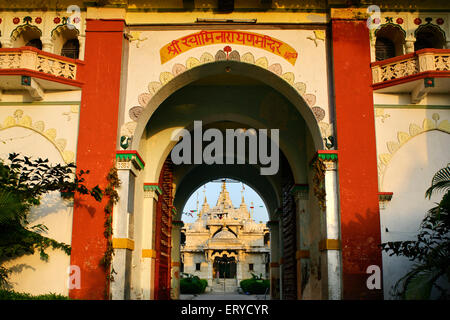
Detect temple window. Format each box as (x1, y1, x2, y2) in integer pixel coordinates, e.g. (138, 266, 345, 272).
(374, 24, 406, 61)
(414, 24, 446, 51)
(61, 38, 80, 59)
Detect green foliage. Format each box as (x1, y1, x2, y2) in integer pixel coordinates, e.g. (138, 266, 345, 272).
(380, 164, 450, 300)
(0, 153, 104, 288)
(0, 289, 69, 300)
(180, 275, 208, 294)
(240, 273, 270, 294)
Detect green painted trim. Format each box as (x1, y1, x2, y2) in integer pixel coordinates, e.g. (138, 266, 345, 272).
(172, 207, 177, 216)
(116, 152, 145, 170)
(290, 184, 309, 195)
(143, 184, 162, 195)
(318, 153, 338, 161)
(0, 101, 80, 106)
(374, 104, 450, 109)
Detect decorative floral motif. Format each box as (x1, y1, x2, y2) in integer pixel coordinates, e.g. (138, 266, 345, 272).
(312, 107, 325, 122)
(13, 17, 20, 24)
(436, 18, 444, 25)
(23, 16, 32, 24)
(414, 18, 422, 25)
(396, 18, 404, 24)
(35, 17, 42, 24)
(54, 17, 61, 24)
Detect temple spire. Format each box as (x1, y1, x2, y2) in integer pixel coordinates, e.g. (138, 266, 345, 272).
(241, 183, 245, 204)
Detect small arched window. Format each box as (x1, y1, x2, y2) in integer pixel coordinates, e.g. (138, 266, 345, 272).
(374, 24, 406, 61)
(25, 38, 42, 50)
(61, 38, 80, 59)
(414, 25, 445, 51)
(375, 37, 396, 61)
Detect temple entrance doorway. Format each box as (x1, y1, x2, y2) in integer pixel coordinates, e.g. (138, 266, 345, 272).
(213, 255, 237, 279)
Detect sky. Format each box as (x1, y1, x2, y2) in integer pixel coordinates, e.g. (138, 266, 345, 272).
(181, 178, 269, 224)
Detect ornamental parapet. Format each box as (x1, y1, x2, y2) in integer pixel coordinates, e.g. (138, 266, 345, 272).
(371, 49, 450, 101)
(0, 47, 81, 82)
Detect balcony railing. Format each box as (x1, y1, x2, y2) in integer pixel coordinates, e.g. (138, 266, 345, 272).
(0, 47, 79, 81)
(371, 48, 450, 85)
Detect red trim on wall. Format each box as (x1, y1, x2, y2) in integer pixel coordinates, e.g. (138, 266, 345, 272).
(0, 68, 83, 87)
(0, 46, 84, 64)
(371, 48, 450, 67)
(332, 19, 383, 300)
(69, 19, 125, 300)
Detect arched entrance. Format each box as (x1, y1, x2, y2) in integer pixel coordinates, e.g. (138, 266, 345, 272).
(110, 60, 341, 301)
(213, 255, 237, 279)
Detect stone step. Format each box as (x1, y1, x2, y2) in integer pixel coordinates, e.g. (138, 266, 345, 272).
(211, 279, 239, 293)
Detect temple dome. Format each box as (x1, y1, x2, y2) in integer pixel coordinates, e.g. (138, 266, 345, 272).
(213, 229, 236, 239)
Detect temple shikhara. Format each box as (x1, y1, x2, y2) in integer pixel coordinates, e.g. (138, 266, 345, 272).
(181, 182, 269, 292)
(0, 0, 449, 300)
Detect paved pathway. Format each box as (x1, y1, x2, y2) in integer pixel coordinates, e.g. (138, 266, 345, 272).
(180, 292, 268, 300)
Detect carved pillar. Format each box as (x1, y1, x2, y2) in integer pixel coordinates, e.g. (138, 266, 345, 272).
(170, 220, 183, 299)
(290, 184, 310, 300)
(267, 219, 280, 299)
(41, 37, 54, 53)
(405, 40, 415, 54)
(111, 151, 144, 300)
(141, 183, 161, 300)
(319, 151, 342, 300)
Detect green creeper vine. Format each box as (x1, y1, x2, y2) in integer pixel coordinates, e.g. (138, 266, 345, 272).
(99, 166, 120, 299)
(312, 157, 326, 212)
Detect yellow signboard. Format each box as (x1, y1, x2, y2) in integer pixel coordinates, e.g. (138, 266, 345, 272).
(160, 30, 298, 65)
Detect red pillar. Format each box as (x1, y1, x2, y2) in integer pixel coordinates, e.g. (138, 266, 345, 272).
(331, 18, 383, 299)
(69, 19, 125, 300)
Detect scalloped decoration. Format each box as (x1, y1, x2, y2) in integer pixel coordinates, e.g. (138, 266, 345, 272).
(159, 71, 174, 85)
(241, 52, 255, 64)
(56, 138, 67, 151)
(0, 110, 75, 164)
(19, 115, 32, 127)
(138, 93, 152, 107)
(397, 131, 410, 144)
(423, 118, 435, 130)
(304, 93, 316, 107)
(294, 82, 307, 96)
(45, 128, 57, 141)
(409, 123, 422, 136)
(437, 120, 450, 133)
(255, 57, 268, 69)
(378, 114, 450, 185)
(148, 81, 162, 95)
(281, 72, 295, 85)
(387, 141, 400, 154)
(63, 150, 75, 164)
(268, 63, 282, 75)
(33, 121, 45, 132)
(3, 116, 15, 127)
(172, 63, 187, 76)
(131, 50, 329, 142)
(186, 57, 200, 69)
(200, 52, 214, 64)
(379, 153, 392, 165)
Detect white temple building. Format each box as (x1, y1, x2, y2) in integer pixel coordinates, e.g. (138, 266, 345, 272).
(180, 182, 270, 292)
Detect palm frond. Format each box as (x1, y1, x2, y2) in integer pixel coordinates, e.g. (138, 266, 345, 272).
(426, 164, 450, 199)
